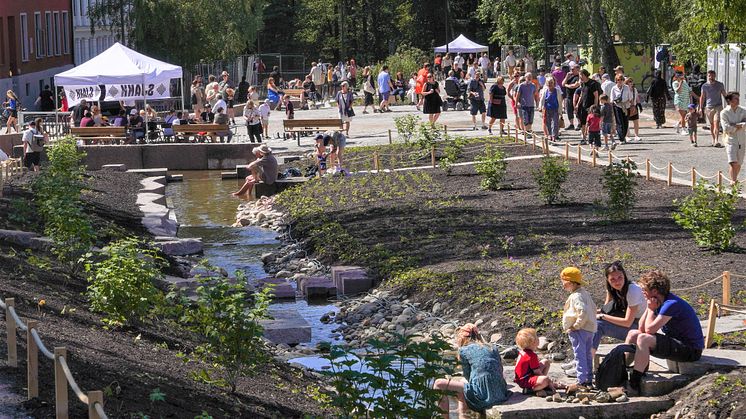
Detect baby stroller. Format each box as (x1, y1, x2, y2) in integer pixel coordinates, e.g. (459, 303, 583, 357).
(442, 79, 465, 111)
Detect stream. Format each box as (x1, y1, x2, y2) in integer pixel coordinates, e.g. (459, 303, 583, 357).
(166, 170, 340, 346)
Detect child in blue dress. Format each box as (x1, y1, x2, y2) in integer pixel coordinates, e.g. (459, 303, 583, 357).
(433, 323, 511, 417)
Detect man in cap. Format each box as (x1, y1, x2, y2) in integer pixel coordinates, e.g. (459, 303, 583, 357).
(232, 144, 279, 197)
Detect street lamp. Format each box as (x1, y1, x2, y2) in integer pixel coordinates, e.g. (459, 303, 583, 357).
(445, 0, 450, 55)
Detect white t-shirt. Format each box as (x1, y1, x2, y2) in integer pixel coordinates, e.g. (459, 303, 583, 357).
(310, 66, 323, 85)
(479, 56, 491, 70)
(626, 283, 647, 319)
(504, 54, 517, 67)
(257, 103, 271, 119)
(454, 55, 465, 68)
(442, 57, 453, 67)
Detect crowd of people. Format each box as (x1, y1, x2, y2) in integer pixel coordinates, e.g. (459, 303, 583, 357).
(434, 265, 704, 417)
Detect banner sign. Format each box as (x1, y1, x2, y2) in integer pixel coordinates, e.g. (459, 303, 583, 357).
(63, 78, 172, 106)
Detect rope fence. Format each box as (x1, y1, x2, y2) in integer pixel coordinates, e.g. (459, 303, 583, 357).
(1, 297, 109, 419)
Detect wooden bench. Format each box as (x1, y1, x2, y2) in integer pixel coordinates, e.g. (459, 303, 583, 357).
(283, 88, 306, 107)
(70, 127, 128, 145)
(283, 118, 344, 146)
(173, 124, 230, 142)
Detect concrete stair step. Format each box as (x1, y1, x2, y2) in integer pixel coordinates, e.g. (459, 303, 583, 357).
(480, 393, 673, 419)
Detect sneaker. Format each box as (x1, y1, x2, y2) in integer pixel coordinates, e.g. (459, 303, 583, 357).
(715, 142, 724, 148)
(472, 126, 477, 131)
(623, 383, 640, 398)
(575, 126, 582, 131)
(362, 110, 369, 114)
(482, 125, 488, 130)
(501, 129, 507, 135)
(611, 142, 618, 150)
(680, 130, 689, 137)
(634, 136, 641, 142)
(488, 128, 493, 135)
(565, 124, 575, 131)
(565, 368, 578, 378)
(580, 140, 588, 145)
(693, 142, 698, 147)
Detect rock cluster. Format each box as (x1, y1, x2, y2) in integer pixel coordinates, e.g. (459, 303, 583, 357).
(234, 196, 289, 230)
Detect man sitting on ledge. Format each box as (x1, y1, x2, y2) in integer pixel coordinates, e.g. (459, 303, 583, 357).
(232, 144, 278, 197)
(625, 270, 704, 395)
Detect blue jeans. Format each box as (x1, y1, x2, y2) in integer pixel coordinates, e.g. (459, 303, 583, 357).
(544, 108, 560, 138)
(592, 318, 639, 349)
(569, 329, 594, 384)
(520, 107, 535, 126)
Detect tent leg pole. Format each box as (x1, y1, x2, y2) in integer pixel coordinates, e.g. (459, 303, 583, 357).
(144, 96, 148, 142)
(180, 77, 185, 113)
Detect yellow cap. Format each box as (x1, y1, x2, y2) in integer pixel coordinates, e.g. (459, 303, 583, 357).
(561, 267, 585, 284)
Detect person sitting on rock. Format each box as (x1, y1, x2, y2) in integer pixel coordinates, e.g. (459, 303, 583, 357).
(514, 328, 564, 396)
(231, 144, 278, 197)
(433, 323, 510, 417)
(624, 270, 704, 396)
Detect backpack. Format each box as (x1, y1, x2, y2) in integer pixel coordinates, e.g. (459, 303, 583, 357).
(595, 343, 635, 391)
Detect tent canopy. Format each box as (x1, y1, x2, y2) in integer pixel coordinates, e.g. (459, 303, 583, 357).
(434, 34, 489, 54)
(54, 42, 182, 85)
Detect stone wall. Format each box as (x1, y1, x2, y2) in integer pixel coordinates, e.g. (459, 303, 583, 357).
(80, 143, 257, 170)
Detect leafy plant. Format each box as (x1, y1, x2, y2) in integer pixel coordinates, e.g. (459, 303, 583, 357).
(182, 268, 272, 393)
(32, 135, 94, 275)
(438, 137, 466, 175)
(84, 237, 165, 327)
(415, 122, 444, 151)
(323, 333, 456, 418)
(532, 156, 570, 204)
(475, 146, 508, 191)
(394, 114, 419, 143)
(598, 160, 637, 221)
(148, 388, 166, 402)
(673, 182, 742, 252)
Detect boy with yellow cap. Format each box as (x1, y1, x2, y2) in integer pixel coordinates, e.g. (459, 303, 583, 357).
(560, 267, 597, 387)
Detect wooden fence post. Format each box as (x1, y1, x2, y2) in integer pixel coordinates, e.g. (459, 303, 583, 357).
(387, 129, 392, 144)
(704, 299, 717, 348)
(592, 150, 597, 167)
(717, 171, 723, 189)
(27, 320, 38, 399)
(524, 130, 528, 145)
(723, 271, 732, 313)
(431, 146, 436, 168)
(532, 133, 536, 151)
(443, 125, 448, 137)
(691, 167, 696, 189)
(608, 150, 612, 166)
(564, 143, 570, 160)
(645, 159, 651, 180)
(576, 144, 581, 164)
(543, 137, 550, 156)
(55, 348, 69, 419)
(88, 391, 104, 419)
(5, 298, 16, 368)
(667, 162, 673, 186)
(373, 152, 380, 172)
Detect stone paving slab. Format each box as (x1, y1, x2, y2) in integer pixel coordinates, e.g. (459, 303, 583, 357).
(261, 309, 312, 344)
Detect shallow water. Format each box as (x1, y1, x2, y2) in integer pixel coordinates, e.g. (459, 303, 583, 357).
(166, 170, 339, 344)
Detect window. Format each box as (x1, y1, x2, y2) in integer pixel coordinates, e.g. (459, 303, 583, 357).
(45, 12, 52, 57)
(20, 13, 29, 62)
(0, 18, 5, 65)
(61, 11, 69, 54)
(53, 11, 60, 56)
(34, 12, 44, 58)
(25, 82, 30, 97)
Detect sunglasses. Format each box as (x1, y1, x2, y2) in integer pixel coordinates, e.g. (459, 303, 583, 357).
(427, 75, 434, 78)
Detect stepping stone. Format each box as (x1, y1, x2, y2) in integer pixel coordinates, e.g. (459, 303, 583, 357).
(101, 163, 127, 171)
(136, 192, 166, 206)
(221, 171, 238, 179)
(336, 270, 372, 296)
(640, 372, 691, 397)
(153, 238, 203, 256)
(299, 277, 336, 299)
(128, 168, 168, 177)
(268, 283, 296, 300)
(282, 156, 302, 164)
(167, 174, 183, 182)
(261, 309, 311, 344)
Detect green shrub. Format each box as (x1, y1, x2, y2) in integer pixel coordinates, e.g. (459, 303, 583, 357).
(32, 135, 94, 275)
(183, 268, 272, 393)
(438, 136, 469, 175)
(598, 160, 637, 221)
(84, 237, 164, 327)
(475, 146, 508, 191)
(394, 114, 419, 143)
(532, 156, 570, 204)
(371, 44, 429, 84)
(323, 333, 456, 418)
(673, 182, 742, 252)
(416, 122, 445, 151)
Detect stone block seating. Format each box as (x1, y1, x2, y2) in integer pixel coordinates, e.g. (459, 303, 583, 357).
(101, 164, 127, 171)
(331, 266, 372, 296)
(255, 277, 296, 300)
(255, 177, 308, 198)
(299, 277, 336, 299)
(261, 309, 312, 345)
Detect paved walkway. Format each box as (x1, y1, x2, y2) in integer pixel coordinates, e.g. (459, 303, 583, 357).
(240, 89, 743, 183)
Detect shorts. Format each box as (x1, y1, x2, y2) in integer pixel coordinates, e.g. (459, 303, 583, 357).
(589, 131, 602, 147)
(650, 334, 703, 363)
(726, 137, 746, 164)
(380, 91, 390, 101)
(10, 109, 18, 118)
(577, 107, 589, 127)
(317, 155, 327, 170)
(688, 127, 697, 135)
(705, 106, 723, 124)
(470, 99, 486, 115)
(516, 375, 539, 390)
(520, 107, 535, 125)
(339, 112, 351, 123)
(261, 118, 268, 127)
(602, 122, 613, 136)
(24, 152, 40, 168)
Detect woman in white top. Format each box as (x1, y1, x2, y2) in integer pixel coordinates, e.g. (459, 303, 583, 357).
(590, 261, 646, 359)
(611, 74, 633, 144)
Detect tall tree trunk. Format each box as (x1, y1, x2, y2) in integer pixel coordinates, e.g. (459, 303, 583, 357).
(585, 0, 620, 69)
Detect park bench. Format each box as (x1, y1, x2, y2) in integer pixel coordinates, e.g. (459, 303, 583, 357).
(283, 88, 305, 108)
(70, 127, 127, 145)
(173, 124, 230, 142)
(283, 118, 344, 146)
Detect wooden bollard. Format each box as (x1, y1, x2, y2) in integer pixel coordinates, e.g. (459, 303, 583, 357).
(373, 152, 380, 172)
(592, 150, 597, 167)
(387, 129, 392, 144)
(723, 271, 732, 311)
(431, 146, 436, 168)
(5, 298, 16, 368)
(27, 320, 39, 399)
(524, 130, 528, 145)
(667, 162, 673, 186)
(691, 167, 696, 189)
(564, 143, 570, 160)
(576, 144, 581, 164)
(645, 159, 651, 180)
(718, 171, 723, 188)
(88, 391, 104, 419)
(608, 150, 612, 166)
(444, 125, 448, 137)
(55, 347, 69, 419)
(532, 133, 536, 151)
(625, 157, 631, 175)
(705, 299, 717, 348)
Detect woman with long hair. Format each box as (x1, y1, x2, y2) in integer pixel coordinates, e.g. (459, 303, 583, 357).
(4, 90, 19, 133)
(422, 73, 443, 123)
(361, 66, 377, 114)
(267, 77, 283, 111)
(433, 324, 510, 418)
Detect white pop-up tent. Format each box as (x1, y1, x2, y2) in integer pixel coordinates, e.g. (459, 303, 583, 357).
(55, 42, 183, 109)
(434, 34, 489, 54)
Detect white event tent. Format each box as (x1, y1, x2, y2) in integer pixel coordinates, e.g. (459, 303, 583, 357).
(434, 34, 489, 54)
(55, 42, 183, 110)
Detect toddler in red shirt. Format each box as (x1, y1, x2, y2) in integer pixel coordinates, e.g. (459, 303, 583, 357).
(586, 105, 602, 155)
(514, 328, 563, 395)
